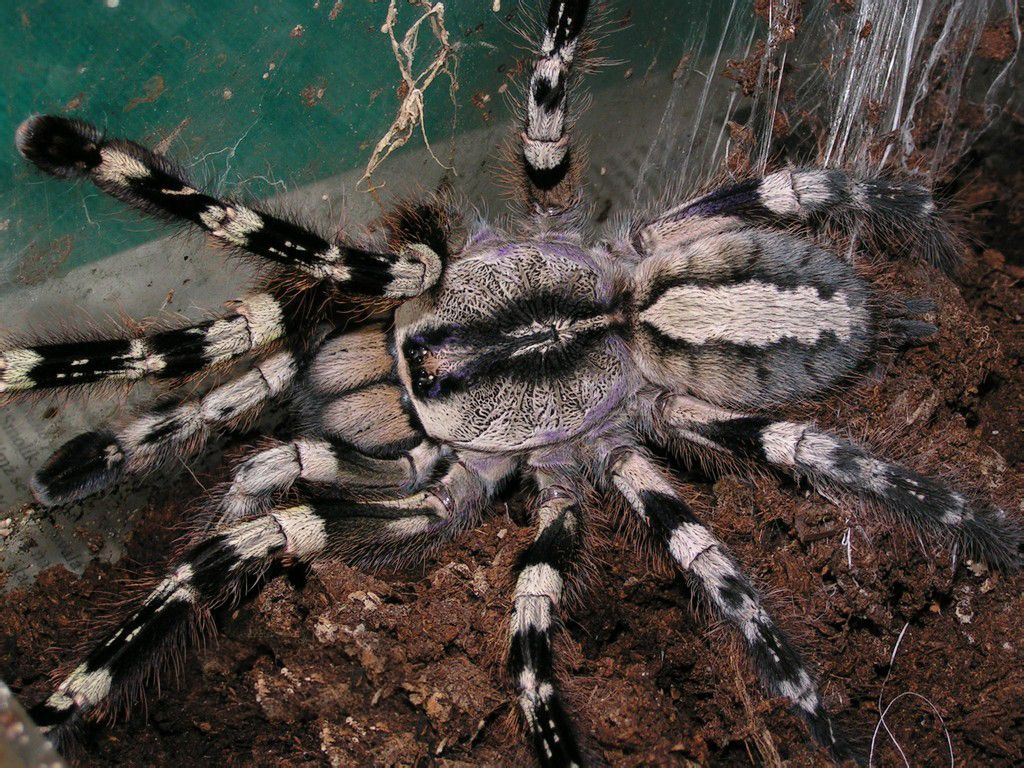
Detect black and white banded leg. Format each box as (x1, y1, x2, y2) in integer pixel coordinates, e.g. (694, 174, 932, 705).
(29, 457, 510, 739)
(0, 292, 286, 396)
(213, 437, 445, 524)
(510, 481, 584, 768)
(520, 0, 590, 214)
(606, 447, 853, 762)
(16, 115, 442, 297)
(658, 395, 1022, 570)
(637, 169, 958, 270)
(31, 350, 297, 507)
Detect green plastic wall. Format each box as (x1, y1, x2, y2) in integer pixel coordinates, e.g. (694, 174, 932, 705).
(0, 1, 740, 281)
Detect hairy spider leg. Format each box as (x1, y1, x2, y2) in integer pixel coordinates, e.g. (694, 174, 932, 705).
(637, 169, 960, 271)
(29, 456, 514, 743)
(213, 437, 444, 525)
(31, 349, 297, 507)
(23, 319, 386, 506)
(658, 394, 1022, 570)
(204, 320, 444, 523)
(15, 115, 443, 297)
(509, 478, 585, 768)
(519, 0, 591, 214)
(24, 317, 427, 510)
(0, 292, 288, 397)
(606, 448, 856, 762)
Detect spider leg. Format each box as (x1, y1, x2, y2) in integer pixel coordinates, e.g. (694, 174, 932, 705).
(517, 0, 590, 215)
(29, 454, 513, 743)
(637, 169, 958, 271)
(30, 349, 297, 507)
(15, 115, 442, 298)
(293, 321, 432, 458)
(213, 437, 444, 525)
(605, 446, 854, 762)
(658, 394, 1022, 570)
(0, 292, 287, 396)
(207, 319, 452, 517)
(510, 477, 584, 768)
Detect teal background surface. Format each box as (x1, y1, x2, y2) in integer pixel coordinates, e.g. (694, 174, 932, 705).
(0, 1, 742, 281)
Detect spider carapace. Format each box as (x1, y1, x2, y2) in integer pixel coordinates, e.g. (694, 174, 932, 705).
(5, 1, 1019, 766)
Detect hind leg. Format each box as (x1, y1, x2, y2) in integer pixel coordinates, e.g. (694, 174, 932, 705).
(636, 169, 958, 270)
(517, 0, 591, 215)
(604, 445, 853, 762)
(657, 394, 1021, 569)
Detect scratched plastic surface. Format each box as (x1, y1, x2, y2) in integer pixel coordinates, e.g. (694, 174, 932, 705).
(0, 0, 709, 283)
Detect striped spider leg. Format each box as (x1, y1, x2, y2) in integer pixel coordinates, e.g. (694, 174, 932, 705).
(7, 114, 457, 509)
(605, 446, 855, 762)
(29, 453, 517, 739)
(518, 0, 590, 214)
(32, 348, 298, 507)
(637, 168, 961, 272)
(655, 394, 1022, 569)
(15, 115, 444, 297)
(509, 473, 586, 767)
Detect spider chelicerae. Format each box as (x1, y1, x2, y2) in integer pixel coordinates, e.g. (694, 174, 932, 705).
(4, 1, 1020, 765)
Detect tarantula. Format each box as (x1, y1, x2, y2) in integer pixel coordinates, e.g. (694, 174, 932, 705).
(4, 1, 1020, 765)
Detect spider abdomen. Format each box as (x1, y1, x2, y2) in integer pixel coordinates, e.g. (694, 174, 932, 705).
(631, 228, 872, 408)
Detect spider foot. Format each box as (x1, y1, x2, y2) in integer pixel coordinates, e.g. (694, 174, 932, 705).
(884, 296, 938, 347)
(16, 114, 102, 179)
(31, 430, 124, 507)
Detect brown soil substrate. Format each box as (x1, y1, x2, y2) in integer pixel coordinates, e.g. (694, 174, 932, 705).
(3, 94, 1024, 768)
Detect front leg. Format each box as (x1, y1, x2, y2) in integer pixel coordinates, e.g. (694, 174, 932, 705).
(16, 115, 442, 298)
(0, 292, 288, 397)
(213, 437, 444, 525)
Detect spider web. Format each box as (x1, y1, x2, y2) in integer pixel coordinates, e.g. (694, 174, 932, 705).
(632, 0, 1022, 213)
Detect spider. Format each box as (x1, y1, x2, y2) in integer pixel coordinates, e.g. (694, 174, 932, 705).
(4, 1, 1020, 765)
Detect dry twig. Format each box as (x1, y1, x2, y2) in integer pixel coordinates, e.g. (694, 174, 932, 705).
(360, 0, 458, 195)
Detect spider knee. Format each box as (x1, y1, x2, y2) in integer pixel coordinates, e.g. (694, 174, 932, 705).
(384, 243, 443, 297)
